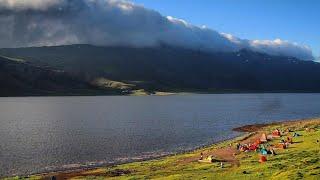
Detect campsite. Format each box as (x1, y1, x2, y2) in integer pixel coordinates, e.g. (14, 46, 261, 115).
(1, 1, 320, 179)
(12, 118, 319, 180)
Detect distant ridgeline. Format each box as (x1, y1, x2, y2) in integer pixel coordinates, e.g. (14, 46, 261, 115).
(1, 44, 320, 96)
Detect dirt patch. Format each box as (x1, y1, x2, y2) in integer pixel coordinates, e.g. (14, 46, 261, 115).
(240, 132, 261, 144)
(178, 146, 240, 166)
(179, 132, 263, 167)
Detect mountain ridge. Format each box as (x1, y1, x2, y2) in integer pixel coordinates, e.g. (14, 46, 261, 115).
(1, 44, 320, 96)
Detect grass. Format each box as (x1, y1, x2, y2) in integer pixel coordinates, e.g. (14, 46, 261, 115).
(103, 130, 320, 180)
(3, 119, 320, 180)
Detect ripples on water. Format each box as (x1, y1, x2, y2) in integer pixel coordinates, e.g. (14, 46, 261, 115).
(1, 93, 320, 177)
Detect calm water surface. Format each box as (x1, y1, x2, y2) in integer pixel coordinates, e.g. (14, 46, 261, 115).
(1, 93, 320, 176)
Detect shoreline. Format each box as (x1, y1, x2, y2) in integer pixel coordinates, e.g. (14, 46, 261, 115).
(5, 117, 320, 179)
(5, 131, 243, 179)
(1, 91, 320, 98)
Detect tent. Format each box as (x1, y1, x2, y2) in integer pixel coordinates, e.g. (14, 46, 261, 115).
(272, 129, 281, 137)
(259, 155, 267, 163)
(260, 133, 268, 142)
(259, 148, 268, 155)
(249, 144, 258, 151)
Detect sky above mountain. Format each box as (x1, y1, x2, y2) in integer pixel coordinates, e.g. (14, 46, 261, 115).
(133, 0, 320, 59)
(0, 0, 316, 60)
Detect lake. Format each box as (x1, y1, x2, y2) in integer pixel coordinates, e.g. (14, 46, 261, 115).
(1, 93, 320, 177)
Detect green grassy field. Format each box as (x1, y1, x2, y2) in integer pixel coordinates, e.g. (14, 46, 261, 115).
(102, 130, 319, 179)
(4, 119, 320, 180)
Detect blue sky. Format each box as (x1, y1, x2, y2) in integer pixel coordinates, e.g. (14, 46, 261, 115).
(132, 0, 320, 57)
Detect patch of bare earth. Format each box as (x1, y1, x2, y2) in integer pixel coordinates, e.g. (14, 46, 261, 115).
(179, 132, 263, 166)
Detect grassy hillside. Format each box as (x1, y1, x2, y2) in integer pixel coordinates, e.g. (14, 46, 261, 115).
(1, 45, 320, 94)
(19, 118, 319, 180)
(0, 56, 120, 96)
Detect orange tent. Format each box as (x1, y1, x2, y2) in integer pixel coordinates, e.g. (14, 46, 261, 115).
(272, 129, 281, 137)
(260, 133, 268, 142)
(259, 155, 267, 163)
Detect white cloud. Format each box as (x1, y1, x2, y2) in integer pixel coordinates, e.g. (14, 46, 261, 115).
(249, 39, 313, 60)
(0, 0, 63, 11)
(220, 33, 244, 45)
(0, 0, 314, 60)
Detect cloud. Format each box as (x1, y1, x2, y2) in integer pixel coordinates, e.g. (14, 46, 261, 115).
(0, 0, 62, 11)
(0, 0, 314, 60)
(250, 39, 313, 60)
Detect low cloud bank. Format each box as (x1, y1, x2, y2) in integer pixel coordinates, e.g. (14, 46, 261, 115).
(0, 0, 314, 60)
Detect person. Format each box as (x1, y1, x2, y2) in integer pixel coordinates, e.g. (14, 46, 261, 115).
(293, 132, 300, 137)
(236, 143, 241, 150)
(285, 128, 291, 133)
(284, 142, 289, 148)
(220, 162, 224, 168)
(240, 144, 249, 152)
(200, 152, 204, 160)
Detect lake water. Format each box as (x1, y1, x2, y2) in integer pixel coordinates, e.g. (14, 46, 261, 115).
(1, 93, 320, 177)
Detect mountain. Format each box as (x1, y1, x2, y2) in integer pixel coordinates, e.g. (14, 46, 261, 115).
(0, 55, 120, 96)
(1, 44, 320, 96)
